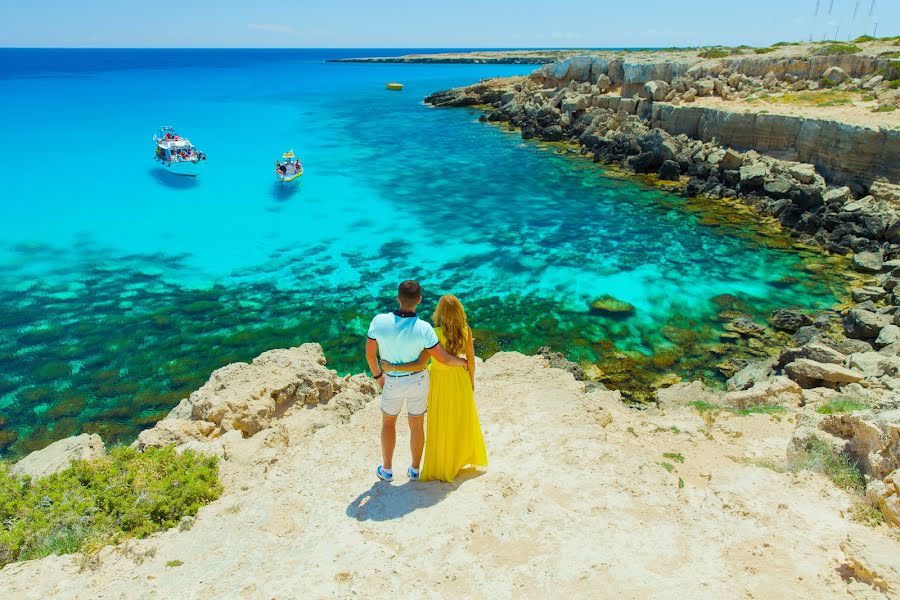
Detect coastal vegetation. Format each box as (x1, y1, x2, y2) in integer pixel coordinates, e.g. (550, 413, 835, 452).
(789, 436, 862, 492)
(688, 400, 787, 417)
(815, 43, 862, 56)
(815, 397, 871, 414)
(744, 89, 861, 108)
(0, 446, 221, 567)
(787, 435, 884, 527)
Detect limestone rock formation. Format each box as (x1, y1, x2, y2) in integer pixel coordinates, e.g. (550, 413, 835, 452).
(135, 344, 378, 451)
(770, 309, 812, 332)
(784, 358, 863, 386)
(819, 409, 900, 480)
(10, 433, 105, 480)
(722, 376, 802, 409)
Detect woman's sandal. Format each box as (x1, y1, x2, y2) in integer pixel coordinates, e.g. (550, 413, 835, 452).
(408, 467, 420, 481)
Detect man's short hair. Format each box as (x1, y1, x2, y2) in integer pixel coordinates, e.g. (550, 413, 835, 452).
(398, 280, 422, 303)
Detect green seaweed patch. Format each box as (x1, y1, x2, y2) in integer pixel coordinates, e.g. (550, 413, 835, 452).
(44, 395, 87, 420)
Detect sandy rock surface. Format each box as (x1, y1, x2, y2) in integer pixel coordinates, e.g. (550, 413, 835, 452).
(1, 352, 898, 599)
(10, 433, 105, 480)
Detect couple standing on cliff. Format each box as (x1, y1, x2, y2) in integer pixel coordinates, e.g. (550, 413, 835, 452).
(365, 280, 488, 483)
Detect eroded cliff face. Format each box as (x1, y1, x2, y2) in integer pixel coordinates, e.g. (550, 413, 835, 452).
(527, 53, 899, 187)
(650, 104, 900, 185)
(536, 53, 898, 89)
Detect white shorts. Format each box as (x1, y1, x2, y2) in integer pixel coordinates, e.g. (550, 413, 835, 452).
(380, 370, 429, 416)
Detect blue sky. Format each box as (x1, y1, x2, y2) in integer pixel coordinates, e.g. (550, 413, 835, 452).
(1, 0, 897, 48)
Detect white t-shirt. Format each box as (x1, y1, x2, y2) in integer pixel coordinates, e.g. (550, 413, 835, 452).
(367, 311, 439, 365)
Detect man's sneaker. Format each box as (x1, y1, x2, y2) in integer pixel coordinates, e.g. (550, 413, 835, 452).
(408, 467, 420, 481)
(376, 465, 393, 482)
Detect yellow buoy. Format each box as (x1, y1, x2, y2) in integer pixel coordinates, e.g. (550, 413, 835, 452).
(386, 82, 403, 91)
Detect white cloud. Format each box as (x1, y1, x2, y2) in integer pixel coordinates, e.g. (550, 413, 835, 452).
(247, 23, 295, 33)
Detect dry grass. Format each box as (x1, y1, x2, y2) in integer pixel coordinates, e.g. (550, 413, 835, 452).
(745, 90, 862, 108)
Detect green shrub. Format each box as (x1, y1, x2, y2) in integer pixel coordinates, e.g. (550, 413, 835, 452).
(0, 446, 221, 567)
(816, 43, 862, 56)
(663, 452, 685, 463)
(887, 79, 900, 88)
(699, 48, 732, 59)
(819, 77, 837, 88)
(849, 499, 884, 527)
(853, 35, 876, 43)
(789, 436, 863, 492)
(658, 462, 675, 473)
(772, 41, 798, 47)
(754, 47, 776, 54)
(874, 104, 897, 112)
(815, 398, 870, 414)
(688, 400, 785, 416)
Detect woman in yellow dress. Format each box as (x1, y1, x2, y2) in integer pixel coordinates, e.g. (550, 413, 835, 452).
(381, 294, 487, 482)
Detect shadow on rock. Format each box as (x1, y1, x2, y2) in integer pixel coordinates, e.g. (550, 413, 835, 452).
(149, 168, 199, 190)
(345, 469, 484, 521)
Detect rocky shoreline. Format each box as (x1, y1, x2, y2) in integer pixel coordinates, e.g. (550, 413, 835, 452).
(422, 48, 900, 526)
(3, 345, 898, 596)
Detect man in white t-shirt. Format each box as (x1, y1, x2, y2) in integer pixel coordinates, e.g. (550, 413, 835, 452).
(365, 280, 466, 482)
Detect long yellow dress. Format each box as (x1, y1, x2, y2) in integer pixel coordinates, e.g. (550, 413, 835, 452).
(420, 327, 488, 482)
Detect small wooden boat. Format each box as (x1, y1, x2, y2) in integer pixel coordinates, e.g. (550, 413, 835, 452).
(275, 149, 303, 183)
(386, 82, 403, 91)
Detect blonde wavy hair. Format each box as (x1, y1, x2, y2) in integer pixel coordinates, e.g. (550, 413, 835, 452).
(432, 294, 469, 356)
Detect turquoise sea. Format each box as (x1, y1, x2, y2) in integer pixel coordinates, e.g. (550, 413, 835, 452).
(0, 49, 846, 456)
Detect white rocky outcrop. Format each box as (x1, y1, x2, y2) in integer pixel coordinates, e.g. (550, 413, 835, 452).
(135, 344, 378, 451)
(2, 350, 897, 597)
(10, 433, 105, 480)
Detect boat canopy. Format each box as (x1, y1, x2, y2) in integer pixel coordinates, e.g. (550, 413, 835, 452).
(282, 150, 295, 159)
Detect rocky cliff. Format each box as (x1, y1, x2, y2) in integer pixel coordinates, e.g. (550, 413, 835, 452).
(650, 104, 900, 185)
(425, 61, 899, 258)
(2, 346, 898, 598)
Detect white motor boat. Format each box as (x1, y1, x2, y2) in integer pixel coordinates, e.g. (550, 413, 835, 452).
(153, 126, 206, 176)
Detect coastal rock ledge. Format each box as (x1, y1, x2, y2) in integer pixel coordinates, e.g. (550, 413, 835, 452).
(425, 49, 900, 258)
(2, 346, 899, 598)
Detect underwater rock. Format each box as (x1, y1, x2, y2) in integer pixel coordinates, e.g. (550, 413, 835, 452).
(589, 295, 636, 317)
(770, 309, 813, 333)
(723, 317, 766, 337)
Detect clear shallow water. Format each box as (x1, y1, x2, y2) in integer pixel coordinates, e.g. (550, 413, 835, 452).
(0, 49, 847, 456)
